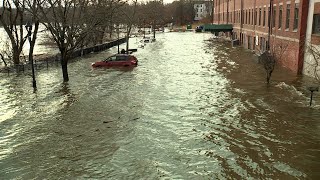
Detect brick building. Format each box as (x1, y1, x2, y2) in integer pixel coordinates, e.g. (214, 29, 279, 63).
(212, 0, 309, 74)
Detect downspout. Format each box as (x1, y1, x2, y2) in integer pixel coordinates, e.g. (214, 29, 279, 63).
(254, 0, 256, 49)
(233, 0, 235, 23)
(254, 0, 256, 30)
(227, 0, 229, 24)
(240, 0, 243, 41)
(267, 0, 273, 51)
(212, 0, 214, 23)
(218, 0, 220, 24)
(298, 0, 310, 75)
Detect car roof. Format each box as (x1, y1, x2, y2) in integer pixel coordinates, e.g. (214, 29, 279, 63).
(107, 54, 135, 58)
(109, 54, 130, 57)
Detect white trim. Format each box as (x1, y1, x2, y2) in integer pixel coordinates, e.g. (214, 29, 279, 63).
(233, 27, 300, 42)
(287, 1, 291, 4)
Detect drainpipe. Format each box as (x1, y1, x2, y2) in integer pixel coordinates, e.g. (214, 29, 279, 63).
(218, 0, 220, 24)
(267, 0, 273, 51)
(297, 0, 310, 75)
(254, 0, 256, 30)
(240, 0, 243, 42)
(233, 0, 235, 23)
(227, 0, 229, 24)
(212, 0, 214, 23)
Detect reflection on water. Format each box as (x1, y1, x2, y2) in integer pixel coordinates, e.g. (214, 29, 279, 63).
(0, 32, 319, 179)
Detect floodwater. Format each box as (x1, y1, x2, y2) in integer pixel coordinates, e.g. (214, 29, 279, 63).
(0, 32, 319, 179)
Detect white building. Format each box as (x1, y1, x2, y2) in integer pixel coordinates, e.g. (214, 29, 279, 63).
(304, 0, 320, 81)
(194, 1, 212, 21)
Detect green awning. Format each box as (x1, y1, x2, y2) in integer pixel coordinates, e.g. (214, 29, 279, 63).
(203, 24, 233, 32)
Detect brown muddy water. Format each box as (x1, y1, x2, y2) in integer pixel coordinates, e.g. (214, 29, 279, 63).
(0, 32, 319, 179)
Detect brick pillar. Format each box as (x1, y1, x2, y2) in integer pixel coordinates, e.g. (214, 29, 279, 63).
(298, 0, 310, 75)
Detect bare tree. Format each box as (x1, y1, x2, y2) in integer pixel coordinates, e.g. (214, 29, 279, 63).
(305, 43, 320, 83)
(85, 0, 126, 45)
(117, 0, 138, 53)
(0, 38, 13, 66)
(0, 0, 27, 65)
(259, 41, 288, 84)
(36, 0, 97, 82)
(259, 51, 275, 84)
(25, 0, 40, 63)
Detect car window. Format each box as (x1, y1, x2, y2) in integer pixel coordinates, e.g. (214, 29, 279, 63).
(116, 55, 128, 61)
(106, 56, 117, 61)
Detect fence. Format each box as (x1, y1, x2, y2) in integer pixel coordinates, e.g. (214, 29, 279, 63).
(0, 37, 126, 74)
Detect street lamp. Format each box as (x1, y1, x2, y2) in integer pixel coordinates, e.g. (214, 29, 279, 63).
(25, 21, 37, 89)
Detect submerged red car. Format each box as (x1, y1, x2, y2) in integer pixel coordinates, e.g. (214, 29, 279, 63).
(92, 54, 138, 68)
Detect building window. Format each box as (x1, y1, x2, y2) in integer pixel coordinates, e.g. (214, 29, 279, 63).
(255, 8, 258, 25)
(259, 8, 261, 26)
(279, 5, 282, 29)
(286, 4, 291, 29)
(263, 8, 266, 26)
(260, 37, 264, 51)
(293, 3, 299, 30)
(272, 6, 276, 28)
(246, 10, 248, 24)
(312, 14, 320, 34)
(252, 9, 254, 25)
(249, 10, 251, 25)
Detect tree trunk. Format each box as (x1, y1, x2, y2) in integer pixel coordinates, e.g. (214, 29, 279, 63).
(61, 58, 69, 82)
(13, 46, 20, 65)
(126, 35, 129, 54)
(60, 48, 69, 82)
(266, 70, 273, 84)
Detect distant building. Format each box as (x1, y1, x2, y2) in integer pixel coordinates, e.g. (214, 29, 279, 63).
(194, 1, 213, 21)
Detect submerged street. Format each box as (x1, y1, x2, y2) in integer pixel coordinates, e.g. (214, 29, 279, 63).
(0, 32, 319, 179)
